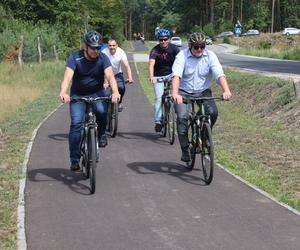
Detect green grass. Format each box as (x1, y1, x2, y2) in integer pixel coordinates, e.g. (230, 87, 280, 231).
(136, 62, 300, 211)
(0, 61, 64, 249)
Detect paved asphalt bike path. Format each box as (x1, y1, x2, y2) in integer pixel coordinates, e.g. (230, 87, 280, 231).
(25, 41, 300, 250)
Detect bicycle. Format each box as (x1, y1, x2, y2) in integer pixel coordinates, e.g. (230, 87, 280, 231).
(184, 96, 223, 185)
(157, 77, 176, 145)
(106, 80, 131, 137)
(72, 96, 110, 194)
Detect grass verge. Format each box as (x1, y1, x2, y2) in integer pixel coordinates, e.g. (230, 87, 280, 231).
(136, 61, 300, 211)
(0, 61, 64, 249)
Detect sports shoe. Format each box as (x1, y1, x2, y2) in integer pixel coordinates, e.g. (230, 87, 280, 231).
(181, 149, 191, 162)
(155, 123, 162, 132)
(99, 134, 108, 147)
(118, 103, 124, 112)
(70, 162, 80, 172)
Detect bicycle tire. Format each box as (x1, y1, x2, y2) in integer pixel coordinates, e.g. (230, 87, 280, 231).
(81, 129, 90, 178)
(88, 128, 97, 194)
(161, 101, 167, 137)
(167, 101, 176, 145)
(186, 120, 196, 169)
(200, 122, 214, 185)
(107, 102, 118, 137)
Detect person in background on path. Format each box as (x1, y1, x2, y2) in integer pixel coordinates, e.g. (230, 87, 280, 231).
(172, 32, 232, 162)
(102, 39, 133, 112)
(149, 28, 180, 132)
(59, 31, 120, 171)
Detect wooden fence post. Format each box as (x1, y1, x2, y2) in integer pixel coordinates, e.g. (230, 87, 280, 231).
(37, 36, 42, 63)
(293, 80, 300, 97)
(53, 45, 58, 60)
(18, 35, 24, 68)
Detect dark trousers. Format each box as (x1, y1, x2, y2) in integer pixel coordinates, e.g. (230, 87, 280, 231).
(174, 89, 218, 150)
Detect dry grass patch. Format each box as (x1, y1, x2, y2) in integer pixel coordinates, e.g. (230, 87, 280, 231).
(0, 85, 40, 122)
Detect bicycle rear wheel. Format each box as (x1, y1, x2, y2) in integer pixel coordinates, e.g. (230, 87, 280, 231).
(160, 102, 167, 137)
(200, 122, 214, 185)
(107, 102, 118, 137)
(167, 101, 176, 145)
(186, 120, 196, 169)
(88, 128, 97, 194)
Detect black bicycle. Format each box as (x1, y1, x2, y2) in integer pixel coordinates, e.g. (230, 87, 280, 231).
(185, 96, 223, 185)
(158, 77, 176, 145)
(72, 96, 110, 194)
(106, 80, 132, 137)
(106, 99, 118, 137)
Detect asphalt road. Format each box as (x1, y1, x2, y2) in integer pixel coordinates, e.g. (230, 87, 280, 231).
(25, 40, 300, 250)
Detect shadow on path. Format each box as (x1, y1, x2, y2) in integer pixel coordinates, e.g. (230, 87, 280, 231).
(27, 168, 91, 195)
(127, 161, 207, 186)
(48, 133, 68, 141)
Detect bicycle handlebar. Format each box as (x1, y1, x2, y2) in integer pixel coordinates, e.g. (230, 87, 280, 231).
(71, 96, 111, 103)
(182, 96, 224, 104)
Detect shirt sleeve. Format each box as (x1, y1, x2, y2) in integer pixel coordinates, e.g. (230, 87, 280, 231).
(172, 50, 185, 78)
(101, 53, 112, 69)
(208, 51, 225, 81)
(66, 54, 76, 70)
(149, 48, 157, 60)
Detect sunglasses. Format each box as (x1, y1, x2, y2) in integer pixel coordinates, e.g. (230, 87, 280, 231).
(88, 46, 99, 51)
(159, 38, 169, 42)
(192, 44, 205, 50)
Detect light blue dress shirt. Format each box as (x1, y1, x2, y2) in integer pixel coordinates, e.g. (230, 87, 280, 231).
(172, 48, 225, 94)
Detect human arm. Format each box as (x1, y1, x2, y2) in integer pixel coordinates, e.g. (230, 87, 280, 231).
(104, 66, 120, 103)
(122, 58, 133, 83)
(149, 59, 156, 84)
(59, 67, 74, 103)
(218, 76, 232, 100)
(171, 75, 183, 104)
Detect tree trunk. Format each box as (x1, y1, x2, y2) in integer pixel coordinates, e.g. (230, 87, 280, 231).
(231, 0, 234, 23)
(129, 11, 132, 40)
(271, 0, 275, 33)
(210, 0, 215, 24)
(240, 0, 243, 23)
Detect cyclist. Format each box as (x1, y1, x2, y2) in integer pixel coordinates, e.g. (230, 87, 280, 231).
(149, 28, 180, 132)
(59, 31, 120, 171)
(171, 32, 232, 162)
(102, 39, 133, 112)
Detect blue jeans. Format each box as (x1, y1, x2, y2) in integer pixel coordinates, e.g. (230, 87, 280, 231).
(175, 89, 218, 150)
(69, 91, 108, 164)
(153, 74, 171, 124)
(115, 73, 125, 103)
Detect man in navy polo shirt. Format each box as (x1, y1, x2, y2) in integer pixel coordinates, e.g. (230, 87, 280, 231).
(60, 31, 120, 171)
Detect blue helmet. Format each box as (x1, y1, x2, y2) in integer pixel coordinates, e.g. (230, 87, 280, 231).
(156, 28, 171, 38)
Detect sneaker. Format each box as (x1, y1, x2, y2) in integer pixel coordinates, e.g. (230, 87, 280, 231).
(155, 123, 162, 132)
(118, 103, 124, 112)
(99, 134, 108, 147)
(70, 162, 80, 172)
(181, 149, 191, 162)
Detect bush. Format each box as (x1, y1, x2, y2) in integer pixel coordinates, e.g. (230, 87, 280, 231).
(223, 37, 231, 44)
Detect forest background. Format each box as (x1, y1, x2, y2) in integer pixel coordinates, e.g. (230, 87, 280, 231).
(1, 0, 300, 62)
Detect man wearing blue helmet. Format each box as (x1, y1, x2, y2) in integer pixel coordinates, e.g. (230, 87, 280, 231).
(149, 28, 180, 132)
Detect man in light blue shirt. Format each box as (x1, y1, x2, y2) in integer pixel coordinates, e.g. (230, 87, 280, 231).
(172, 32, 232, 162)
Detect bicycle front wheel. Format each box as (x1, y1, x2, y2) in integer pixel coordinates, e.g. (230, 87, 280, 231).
(200, 122, 214, 185)
(107, 102, 118, 137)
(186, 120, 196, 169)
(167, 101, 176, 145)
(88, 128, 97, 194)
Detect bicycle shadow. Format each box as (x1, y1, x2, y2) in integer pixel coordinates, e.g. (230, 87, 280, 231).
(127, 161, 207, 186)
(48, 133, 68, 141)
(27, 168, 91, 195)
(117, 132, 171, 145)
